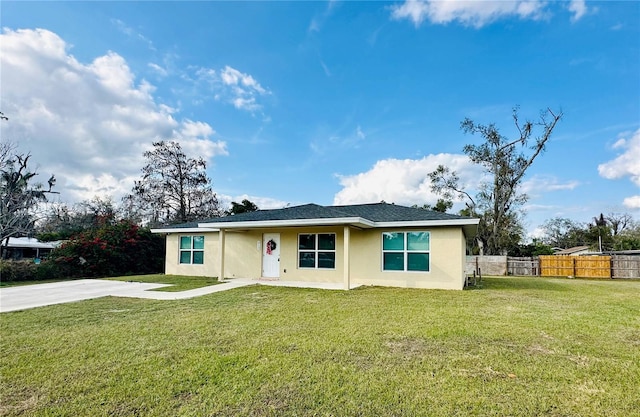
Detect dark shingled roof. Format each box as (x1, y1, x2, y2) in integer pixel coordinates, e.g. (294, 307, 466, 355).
(193, 202, 474, 225)
(332, 203, 471, 222)
(198, 204, 346, 224)
(159, 221, 201, 229)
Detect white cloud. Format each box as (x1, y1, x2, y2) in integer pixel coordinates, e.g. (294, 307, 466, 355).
(220, 66, 266, 94)
(520, 175, 580, 197)
(333, 154, 483, 206)
(309, 124, 368, 155)
(195, 65, 270, 112)
(612, 138, 627, 149)
(598, 129, 640, 187)
(598, 129, 640, 209)
(390, 0, 548, 28)
(232, 97, 258, 111)
(568, 0, 589, 22)
(320, 59, 332, 77)
(390, 0, 429, 26)
(111, 18, 155, 51)
(623, 196, 640, 210)
(528, 226, 546, 240)
(308, 19, 321, 33)
(148, 62, 168, 77)
(0, 28, 226, 204)
(308, 0, 339, 33)
(218, 194, 289, 211)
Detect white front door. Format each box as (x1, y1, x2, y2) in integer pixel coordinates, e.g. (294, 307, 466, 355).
(262, 233, 280, 278)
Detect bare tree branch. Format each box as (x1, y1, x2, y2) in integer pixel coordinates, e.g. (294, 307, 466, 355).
(124, 141, 221, 226)
(430, 107, 563, 255)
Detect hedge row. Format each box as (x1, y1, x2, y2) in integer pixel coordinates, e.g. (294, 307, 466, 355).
(0, 258, 118, 282)
(1, 260, 44, 282)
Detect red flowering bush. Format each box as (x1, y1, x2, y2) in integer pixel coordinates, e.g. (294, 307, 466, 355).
(43, 220, 164, 279)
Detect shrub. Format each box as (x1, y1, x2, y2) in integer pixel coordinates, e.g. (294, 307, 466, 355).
(47, 220, 165, 278)
(0, 260, 39, 282)
(0, 259, 73, 282)
(1, 222, 165, 282)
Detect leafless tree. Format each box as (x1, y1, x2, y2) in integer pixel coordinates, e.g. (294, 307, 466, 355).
(1, 143, 58, 255)
(430, 107, 563, 255)
(124, 141, 221, 226)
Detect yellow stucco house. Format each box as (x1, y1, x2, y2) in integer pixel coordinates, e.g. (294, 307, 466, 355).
(152, 203, 479, 290)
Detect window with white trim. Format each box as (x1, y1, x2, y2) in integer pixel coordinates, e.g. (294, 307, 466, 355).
(382, 232, 430, 272)
(298, 233, 336, 269)
(179, 235, 204, 264)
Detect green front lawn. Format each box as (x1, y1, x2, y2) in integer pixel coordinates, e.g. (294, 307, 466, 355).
(1, 277, 639, 416)
(107, 274, 221, 292)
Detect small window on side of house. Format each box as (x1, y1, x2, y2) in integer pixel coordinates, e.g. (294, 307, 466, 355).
(382, 232, 430, 272)
(179, 235, 205, 265)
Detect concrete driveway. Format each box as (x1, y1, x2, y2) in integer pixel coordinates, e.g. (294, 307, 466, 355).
(0, 279, 253, 313)
(0, 278, 348, 313)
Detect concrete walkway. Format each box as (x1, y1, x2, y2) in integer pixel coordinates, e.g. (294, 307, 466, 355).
(0, 278, 348, 313)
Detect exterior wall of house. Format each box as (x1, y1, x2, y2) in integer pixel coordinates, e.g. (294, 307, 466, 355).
(162, 226, 467, 289)
(164, 232, 219, 277)
(223, 230, 263, 279)
(164, 231, 265, 278)
(349, 227, 466, 290)
(278, 227, 346, 283)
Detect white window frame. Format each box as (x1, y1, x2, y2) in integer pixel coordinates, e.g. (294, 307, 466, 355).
(298, 233, 336, 269)
(179, 235, 205, 265)
(381, 231, 430, 272)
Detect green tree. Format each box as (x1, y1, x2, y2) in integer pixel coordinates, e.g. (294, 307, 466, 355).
(226, 199, 259, 215)
(430, 107, 563, 255)
(412, 198, 454, 213)
(124, 141, 221, 225)
(612, 231, 640, 251)
(540, 217, 587, 248)
(539, 213, 640, 251)
(586, 213, 614, 251)
(511, 241, 555, 257)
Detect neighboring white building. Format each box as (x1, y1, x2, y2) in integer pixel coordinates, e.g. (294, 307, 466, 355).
(554, 246, 591, 256)
(2, 237, 60, 260)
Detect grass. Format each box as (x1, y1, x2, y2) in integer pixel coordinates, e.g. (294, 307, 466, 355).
(107, 274, 221, 292)
(1, 276, 639, 416)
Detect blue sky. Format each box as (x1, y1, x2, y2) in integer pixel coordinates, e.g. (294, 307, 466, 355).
(1, 0, 639, 237)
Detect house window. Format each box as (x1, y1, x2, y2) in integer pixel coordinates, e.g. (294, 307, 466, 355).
(180, 235, 204, 265)
(298, 233, 336, 269)
(382, 232, 430, 272)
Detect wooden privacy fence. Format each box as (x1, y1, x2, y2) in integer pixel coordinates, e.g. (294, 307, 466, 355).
(539, 255, 611, 278)
(507, 257, 540, 276)
(611, 256, 640, 279)
(467, 255, 640, 278)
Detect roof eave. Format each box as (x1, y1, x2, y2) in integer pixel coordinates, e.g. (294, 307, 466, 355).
(375, 218, 479, 238)
(151, 227, 220, 234)
(373, 218, 480, 228)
